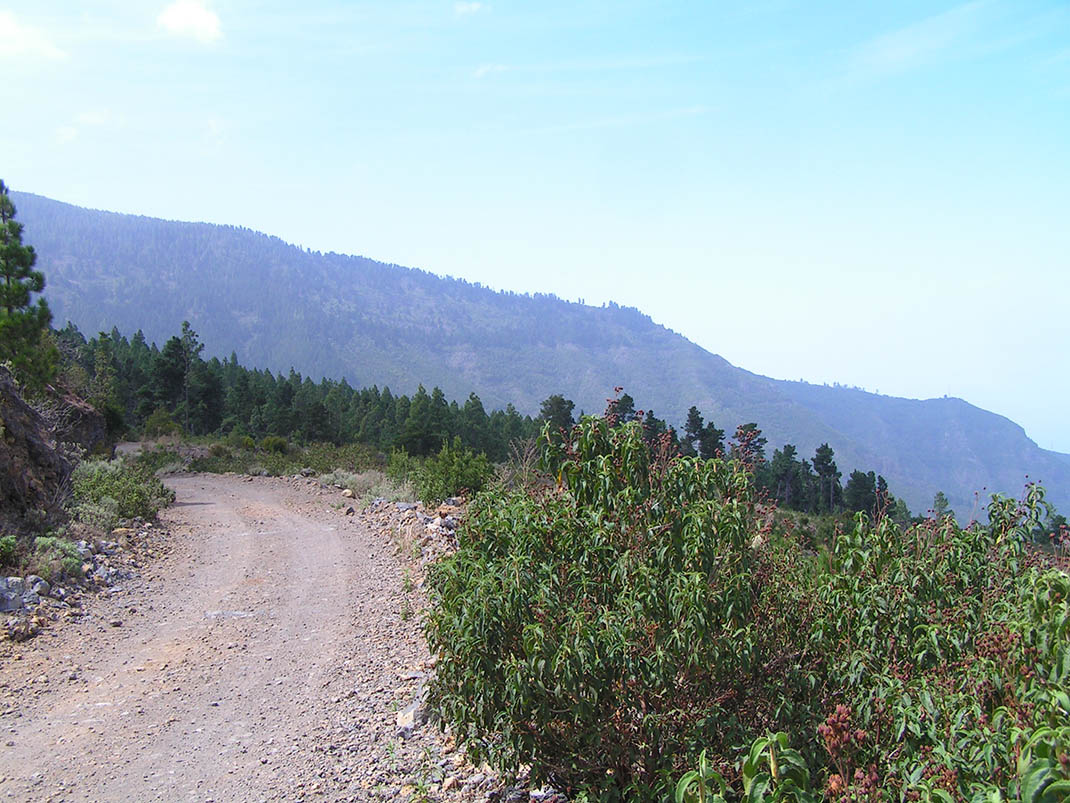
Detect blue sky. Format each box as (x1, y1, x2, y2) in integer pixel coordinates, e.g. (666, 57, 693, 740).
(3, 1, 1069, 449)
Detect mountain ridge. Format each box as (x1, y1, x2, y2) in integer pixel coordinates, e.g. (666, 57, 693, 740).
(13, 190, 1069, 516)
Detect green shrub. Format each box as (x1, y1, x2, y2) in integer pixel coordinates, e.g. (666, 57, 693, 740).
(301, 442, 379, 474)
(133, 445, 185, 475)
(71, 497, 121, 531)
(224, 430, 248, 449)
(676, 734, 815, 803)
(186, 440, 380, 478)
(802, 484, 1070, 800)
(142, 407, 180, 437)
(0, 534, 17, 568)
(33, 535, 85, 581)
(413, 437, 492, 507)
(70, 458, 175, 525)
(387, 446, 420, 484)
(426, 418, 1070, 801)
(425, 418, 805, 798)
(259, 435, 289, 454)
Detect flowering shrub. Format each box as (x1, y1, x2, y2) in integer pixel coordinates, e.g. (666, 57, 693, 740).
(426, 416, 1069, 801)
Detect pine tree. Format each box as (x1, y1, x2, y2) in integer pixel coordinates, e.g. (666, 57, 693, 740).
(769, 444, 801, 507)
(812, 443, 842, 513)
(932, 491, 954, 520)
(698, 421, 725, 460)
(0, 180, 55, 389)
(844, 470, 877, 515)
(538, 394, 575, 432)
(606, 392, 637, 424)
(681, 406, 705, 456)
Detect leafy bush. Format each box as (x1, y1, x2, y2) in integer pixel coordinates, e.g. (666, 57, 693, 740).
(413, 437, 493, 507)
(301, 442, 379, 474)
(72, 496, 121, 531)
(426, 417, 1070, 802)
(70, 458, 175, 527)
(0, 534, 17, 568)
(33, 534, 84, 580)
(133, 445, 186, 475)
(425, 418, 805, 798)
(676, 735, 816, 803)
(142, 407, 180, 437)
(259, 435, 289, 454)
(803, 484, 1070, 800)
(387, 446, 420, 484)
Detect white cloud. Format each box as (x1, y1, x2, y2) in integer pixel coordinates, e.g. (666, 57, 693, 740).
(852, 1, 987, 77)
(455, 2, 486, 15)
(0, 11, 67, 60)
(527, 105, 709, 135)
(473, 63, 507, 78)
(158, 0, 222, 44)
(55, 125, 79, 145)
(77, 110, 112, 126)
(204, 117, 227, 146)
(55, 109, 118, 146)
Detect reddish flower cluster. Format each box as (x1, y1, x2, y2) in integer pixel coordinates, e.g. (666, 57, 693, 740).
(819, 705, 880, 801)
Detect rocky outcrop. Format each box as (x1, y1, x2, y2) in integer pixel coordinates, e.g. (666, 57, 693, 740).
(0, 367, 72, 534)
(40, 385, 109, 456)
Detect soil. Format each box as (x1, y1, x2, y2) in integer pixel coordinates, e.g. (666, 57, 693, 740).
(0, 474, 477, 802)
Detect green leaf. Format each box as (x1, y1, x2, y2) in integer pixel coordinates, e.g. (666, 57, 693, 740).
(744, 773, 771, 803)
(1041, 781, 1070, 803)
(1021, 764, 1054, 803)
(675, 771, 699, 803)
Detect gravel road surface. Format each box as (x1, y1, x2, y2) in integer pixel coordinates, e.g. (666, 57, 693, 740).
(0, 474, 446, 802)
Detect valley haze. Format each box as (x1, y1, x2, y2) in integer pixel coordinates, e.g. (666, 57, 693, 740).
(14, 190, 1070, 519)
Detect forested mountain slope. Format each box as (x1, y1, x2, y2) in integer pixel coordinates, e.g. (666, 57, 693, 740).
(15, 191, 1069, 515)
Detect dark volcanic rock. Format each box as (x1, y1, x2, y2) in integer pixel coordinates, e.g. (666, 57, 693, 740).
(34, 384, 110, 457)
(0, 366, 72, 533)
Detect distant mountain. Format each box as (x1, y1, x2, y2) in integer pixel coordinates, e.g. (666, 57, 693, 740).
(14, 191, 1069, 516)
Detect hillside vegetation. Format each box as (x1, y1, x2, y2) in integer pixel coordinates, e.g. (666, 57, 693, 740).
(14, 191, 1070, 516)
(427, 416, 1070, 801)
(56, 323, 964, 527)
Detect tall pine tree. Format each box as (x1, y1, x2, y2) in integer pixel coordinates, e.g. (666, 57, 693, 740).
(0, 180, 55, 389)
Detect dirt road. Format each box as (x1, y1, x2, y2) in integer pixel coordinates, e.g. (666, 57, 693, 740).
(0, 474, 443, 802)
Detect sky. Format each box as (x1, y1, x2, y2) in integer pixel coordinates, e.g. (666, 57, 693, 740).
(2, 1, 1069, 450)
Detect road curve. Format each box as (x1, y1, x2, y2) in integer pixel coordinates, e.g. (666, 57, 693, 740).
(0, 474, 433, 802)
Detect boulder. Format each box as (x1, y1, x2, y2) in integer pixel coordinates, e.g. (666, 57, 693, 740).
(28, 576, 50, 597)
(0, 577, 24, 612)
